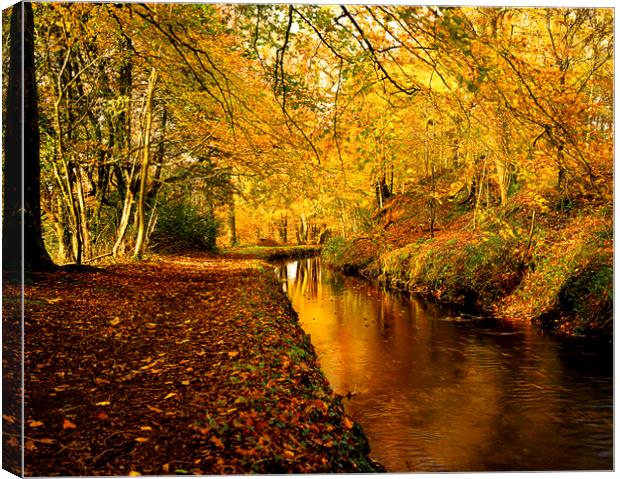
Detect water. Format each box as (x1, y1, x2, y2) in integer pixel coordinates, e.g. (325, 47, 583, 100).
(276, 256, 613, 472)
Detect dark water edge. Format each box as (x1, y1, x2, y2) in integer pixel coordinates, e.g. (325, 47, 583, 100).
(275, 257, 613, 472)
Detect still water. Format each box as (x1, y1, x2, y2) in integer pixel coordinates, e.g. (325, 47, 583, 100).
(276, 257, 613, 472)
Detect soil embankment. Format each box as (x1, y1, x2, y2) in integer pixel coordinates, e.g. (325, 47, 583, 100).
(23, 253, 379, 475)
(322, 192, 612, 338)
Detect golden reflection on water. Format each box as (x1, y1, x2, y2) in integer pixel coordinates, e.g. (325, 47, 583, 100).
(278, 257, 613, 472)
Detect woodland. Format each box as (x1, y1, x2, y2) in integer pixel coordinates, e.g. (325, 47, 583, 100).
(1, 1, 614, 475)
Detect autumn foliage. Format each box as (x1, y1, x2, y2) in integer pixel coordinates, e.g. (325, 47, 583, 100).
(18, 3, 611, 262)
(22, 255, 378, 475)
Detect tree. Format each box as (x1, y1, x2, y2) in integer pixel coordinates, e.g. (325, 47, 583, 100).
(3, 2, 54, 275)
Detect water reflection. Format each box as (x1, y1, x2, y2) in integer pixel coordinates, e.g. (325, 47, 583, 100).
(277, 257, 613, 472)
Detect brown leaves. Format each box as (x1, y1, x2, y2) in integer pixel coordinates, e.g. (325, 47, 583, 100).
(24, 254, 374, 475)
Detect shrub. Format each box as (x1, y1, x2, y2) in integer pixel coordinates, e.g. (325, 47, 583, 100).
(151, 201, 219, 252)
(321, 236, 347, 266)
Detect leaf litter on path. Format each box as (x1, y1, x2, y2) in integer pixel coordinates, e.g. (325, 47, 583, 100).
(24, 253, 378, 475)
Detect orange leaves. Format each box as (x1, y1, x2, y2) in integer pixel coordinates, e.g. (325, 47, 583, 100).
(62, 419, 77, 430)
(24, 254, 378, 475)
(210, 435, 225, 449)
(343, 416, 354, 430)
(2, 414, 16, 424)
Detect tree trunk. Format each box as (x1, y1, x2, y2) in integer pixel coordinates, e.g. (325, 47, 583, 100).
(133, 68, 158, 259)
(227, 192, 237, 247)
(3, 2, 55, 275)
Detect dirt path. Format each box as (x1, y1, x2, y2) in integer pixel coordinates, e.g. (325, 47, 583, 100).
(23, 254, 378, 475)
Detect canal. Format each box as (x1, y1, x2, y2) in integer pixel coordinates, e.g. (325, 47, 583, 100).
(276, 256, 613, 472)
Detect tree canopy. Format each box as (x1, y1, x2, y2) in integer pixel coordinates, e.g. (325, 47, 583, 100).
(14, 3, 613, 263)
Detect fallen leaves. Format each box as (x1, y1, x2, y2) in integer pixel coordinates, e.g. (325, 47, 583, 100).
(343, 417, 354, 430)
(24, 254, 376, 476)
(62, 419, 77, 430)
(210, 435, 224, 449)
(3, 414, 16, 424)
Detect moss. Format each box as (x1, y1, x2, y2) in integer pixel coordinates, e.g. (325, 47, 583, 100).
(535, 257, 612, 336)
(328, 190, 612, 338)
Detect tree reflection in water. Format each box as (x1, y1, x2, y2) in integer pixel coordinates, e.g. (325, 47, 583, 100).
(276, 256, 613, 473)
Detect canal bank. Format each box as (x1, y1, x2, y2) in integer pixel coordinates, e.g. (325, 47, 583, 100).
(320, 193, 613, 338)
(277, 256, 613, 472)
(22, 253, 381, 475)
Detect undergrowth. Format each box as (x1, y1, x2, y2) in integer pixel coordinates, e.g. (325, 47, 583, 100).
(323, 192, 612, 337)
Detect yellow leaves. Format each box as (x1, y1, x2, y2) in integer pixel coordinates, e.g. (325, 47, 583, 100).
(283, 450, 295, 459)
(139, 426, 153, 431)
(62, 418, 77, 430)
(129, 471, 141, 476)
(96, 401, 111, 406)
(147, 405, 164, 413)
(164, 392, 177, 400)
(181, 380, 190, 386)
(140, 359, 162, 370)
(109, 317, 121, 326)
(46, 297, 63, 304)
(135, 437, 149, 443)
(533, 194, 550, 213)
(29, 420, 44, 428)
(227, 351, 239, 359)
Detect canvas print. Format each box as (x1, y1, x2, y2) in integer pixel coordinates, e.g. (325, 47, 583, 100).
(2, 1, 613, 476)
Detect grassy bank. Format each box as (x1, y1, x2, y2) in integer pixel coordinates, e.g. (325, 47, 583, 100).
(23, 254, 379, 475)
(322, 191, 612, 338)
